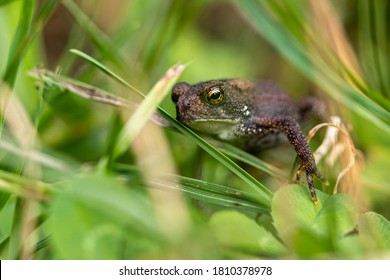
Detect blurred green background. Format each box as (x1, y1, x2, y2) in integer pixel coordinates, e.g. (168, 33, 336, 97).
(1, 0, 389, 259)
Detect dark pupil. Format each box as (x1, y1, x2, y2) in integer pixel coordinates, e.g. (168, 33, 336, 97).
(210, 91, 220, 99)
(207, 86, 223, 105)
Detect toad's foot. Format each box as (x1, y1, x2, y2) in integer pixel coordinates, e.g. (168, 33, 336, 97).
(295, 166, 328, 205)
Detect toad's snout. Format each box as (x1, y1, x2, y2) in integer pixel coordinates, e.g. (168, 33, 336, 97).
(175, 99, 191, 123)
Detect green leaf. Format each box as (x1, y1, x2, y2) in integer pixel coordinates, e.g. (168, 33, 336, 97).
(48, 173, 158, 259)
(334, 235, 365, 259)
(271, 184, 357, 256)
(311, 194, 358, 238)
(209, 210, 285, 256)
(272, 184, 326, 235)
(359, 212, 390, 251)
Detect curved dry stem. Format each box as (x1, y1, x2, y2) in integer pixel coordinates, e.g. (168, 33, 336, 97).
(306, 116, 359, 194)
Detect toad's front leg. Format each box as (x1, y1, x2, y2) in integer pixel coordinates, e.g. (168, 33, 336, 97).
(243, 116, 326, 204)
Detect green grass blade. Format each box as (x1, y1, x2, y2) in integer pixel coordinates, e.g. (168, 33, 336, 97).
(158, 108, 273, 209)
(219, 142, 288, 178)
(0, 192, 11, 212)
(29, 68, 133, 108)
(35, 0, 58, 23)
(69, 49, 137, 91)
(151, 178, 268, 214)
(113, 64, 185, 158)
(114, 164, 268, 214)
(2, 0, 35, 86)
(2, 0, 58, 86)
(0, 0, 19, 7)
(236, 0, 390, 133)
(358, 0, 390, 98)
(174, 175, 268, 213)
(63, 0, 127, 70)
(6, 198, 22, 259)
(0, 138, 71, 174)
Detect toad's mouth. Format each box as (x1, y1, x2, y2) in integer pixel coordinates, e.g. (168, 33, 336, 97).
(179, 118, 240, 134)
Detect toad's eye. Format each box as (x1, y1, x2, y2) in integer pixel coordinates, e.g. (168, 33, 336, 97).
(206, 86, 224, 105)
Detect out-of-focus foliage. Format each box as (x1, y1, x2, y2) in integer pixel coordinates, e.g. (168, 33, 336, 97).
(0, 0, 389, 259)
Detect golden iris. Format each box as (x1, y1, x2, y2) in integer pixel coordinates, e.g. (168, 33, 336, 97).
(206, 86, 224, 105)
